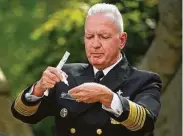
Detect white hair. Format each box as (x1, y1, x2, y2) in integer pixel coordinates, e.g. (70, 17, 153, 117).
(87, 3, 124, 32)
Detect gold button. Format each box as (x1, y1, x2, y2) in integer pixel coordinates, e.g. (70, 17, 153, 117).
(70, 128, 76, 134)
(96, 129, 102, 135)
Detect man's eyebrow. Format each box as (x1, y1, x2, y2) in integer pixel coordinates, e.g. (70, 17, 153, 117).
(100, 32, 110, 35)
(99, 32, 112, 36)
(85, 33, 93, 36)
(85, 31, 93, 34)
(98, 30, 112, 34)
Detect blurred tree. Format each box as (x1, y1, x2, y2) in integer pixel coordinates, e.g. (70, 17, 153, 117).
(137, 0, 182, 135)
(103, 0, 159, 63)
(154, 65, 182, 136)
(138, 0, 181, 91)
(0, 67, 34, 136)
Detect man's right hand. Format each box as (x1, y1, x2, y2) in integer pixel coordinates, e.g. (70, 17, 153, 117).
(33, 66, 65, 97)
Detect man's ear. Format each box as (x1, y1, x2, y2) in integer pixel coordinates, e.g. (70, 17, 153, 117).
(119, 32, 127, 49)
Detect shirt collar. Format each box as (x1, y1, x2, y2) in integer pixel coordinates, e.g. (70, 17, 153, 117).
(93, 54, 122, 76)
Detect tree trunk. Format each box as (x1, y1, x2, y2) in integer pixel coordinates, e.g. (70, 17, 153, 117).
(154, 65, 182, 136)
(0, 67, 34, 136)
(0, 67, 9, 95)
(137, 0, 182, 136)
(137, 0, 182, 91)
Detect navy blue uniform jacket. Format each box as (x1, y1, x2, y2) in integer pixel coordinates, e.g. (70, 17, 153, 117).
(11, 55, 162, 136)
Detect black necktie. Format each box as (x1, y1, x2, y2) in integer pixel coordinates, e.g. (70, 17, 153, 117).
(95, 71, 104, 83)
(84, 70, 107, 125)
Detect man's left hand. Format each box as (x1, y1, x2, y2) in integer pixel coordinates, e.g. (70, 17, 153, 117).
(68, 83, 113, 108)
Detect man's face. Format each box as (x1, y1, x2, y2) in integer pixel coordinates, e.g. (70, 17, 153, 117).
(84, 13, 127, 70)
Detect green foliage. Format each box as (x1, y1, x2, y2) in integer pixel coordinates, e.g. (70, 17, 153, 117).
(0, 0, 158, 135)
(32, 117, 54, 136)
(104, 0, 159, 63)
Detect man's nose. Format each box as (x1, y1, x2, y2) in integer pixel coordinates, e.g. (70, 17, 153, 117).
(92, 36, 101, 48)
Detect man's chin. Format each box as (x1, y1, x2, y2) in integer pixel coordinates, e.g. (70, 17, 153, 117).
(91, 60, 103, 65)
(90, 61, 105, 69)
(88, 58, 105, 66)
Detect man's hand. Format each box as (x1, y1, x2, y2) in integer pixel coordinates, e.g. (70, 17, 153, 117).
(68, 83, 113, 108)
(33, 66, 67, 97)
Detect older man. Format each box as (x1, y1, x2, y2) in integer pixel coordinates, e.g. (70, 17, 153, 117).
(11, 3, 161, 136)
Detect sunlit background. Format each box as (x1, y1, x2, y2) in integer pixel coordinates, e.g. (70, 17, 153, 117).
(0, 0, 181, 136)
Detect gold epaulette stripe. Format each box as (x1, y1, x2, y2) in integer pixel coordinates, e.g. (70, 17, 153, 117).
(131, 105, 146, 131)
(121, 100, 136, 127)
(14, 104, 35, 116)
(14, 92, 41, 116)
(121, 100, 147, 131)
(145, 108, 151, 115)
(127, 104, 141, 129)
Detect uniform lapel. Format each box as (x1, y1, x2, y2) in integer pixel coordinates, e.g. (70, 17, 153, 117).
(61, 55, 130, 118)
(63, 64, 95, 116)
(100, 54, 129, 92)
(76, 55, 130, 124)
(74, 63, 95, 85)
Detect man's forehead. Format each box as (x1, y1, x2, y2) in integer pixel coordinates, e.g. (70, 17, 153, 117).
(86, 12, 115, 23)
(85, 29, 112, 34)
(85, 13, 118, 33)
(88, 12, 115, 18)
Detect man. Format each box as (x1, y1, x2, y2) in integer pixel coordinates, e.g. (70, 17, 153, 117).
(11, 3, 162, 136)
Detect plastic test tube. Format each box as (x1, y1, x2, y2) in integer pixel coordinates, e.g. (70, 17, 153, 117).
(44, 51, 70, 96)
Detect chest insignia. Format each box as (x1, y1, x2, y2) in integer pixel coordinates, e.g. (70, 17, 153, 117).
(60, 108, 68, 118)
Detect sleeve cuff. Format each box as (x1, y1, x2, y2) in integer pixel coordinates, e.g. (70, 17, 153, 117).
(14, 91, 41, 116)
(102, 93, 123, 117)
(25, 84, 44, 102)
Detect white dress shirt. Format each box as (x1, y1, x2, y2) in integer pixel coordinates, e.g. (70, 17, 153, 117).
(93, 54, 123, 116)
(25, 54, 123, 116)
